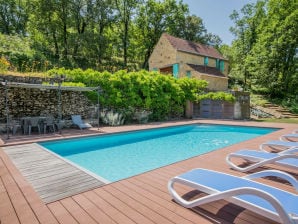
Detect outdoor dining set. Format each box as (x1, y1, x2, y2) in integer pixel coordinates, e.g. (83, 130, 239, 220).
(7, 116, 57, 135)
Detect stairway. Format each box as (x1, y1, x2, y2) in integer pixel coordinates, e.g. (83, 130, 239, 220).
(262, 103, 298, 118)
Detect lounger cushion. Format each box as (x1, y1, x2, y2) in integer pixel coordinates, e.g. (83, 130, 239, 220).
(233, 149, 298, 167)
(264, 140, 298, 147)
(176, 169, 298, 215)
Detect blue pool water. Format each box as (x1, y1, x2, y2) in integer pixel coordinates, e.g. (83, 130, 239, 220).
(40, 124, 277, 182)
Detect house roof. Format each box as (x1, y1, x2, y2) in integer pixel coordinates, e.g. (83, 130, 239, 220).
(187, 64, 227, 78)
(163, 33, 226, 60)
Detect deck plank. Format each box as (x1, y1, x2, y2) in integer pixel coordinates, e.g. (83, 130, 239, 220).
(3, 144, 106, 203)
(47, 201, 79, 224)
(83, 190, 136, 224)
(59, 198, 98, 224)
(0, 177, 20, 224)
(0, 163, 39, 224)
(71, 194, 117, 224)
(95, 187, 156, 224)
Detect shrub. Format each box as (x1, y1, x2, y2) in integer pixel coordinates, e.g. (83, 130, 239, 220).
(0, 56, 10, 72)
(47, 68, 234, 121)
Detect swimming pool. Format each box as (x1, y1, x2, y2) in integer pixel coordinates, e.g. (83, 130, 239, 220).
(40, 124, 277, 182)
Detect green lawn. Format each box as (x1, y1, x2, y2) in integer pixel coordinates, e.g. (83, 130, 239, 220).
(254, 118, 298, 124)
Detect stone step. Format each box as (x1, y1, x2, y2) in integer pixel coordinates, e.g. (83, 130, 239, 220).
(256, 101, 298, 119)
(277, 109, 290, 113)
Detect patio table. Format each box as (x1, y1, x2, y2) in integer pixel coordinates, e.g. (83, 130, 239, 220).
(21, 116, 47, 134)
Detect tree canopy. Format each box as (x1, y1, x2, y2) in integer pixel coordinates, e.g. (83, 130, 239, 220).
(224, 0, 297, 98)
(0, 0, 221, 72)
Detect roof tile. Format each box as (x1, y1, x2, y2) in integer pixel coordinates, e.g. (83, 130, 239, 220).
(187, 64, 226, 78)
(163, 33, 225, 60)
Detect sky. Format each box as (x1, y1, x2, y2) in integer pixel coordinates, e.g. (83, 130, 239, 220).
(182, 0, 257, 45)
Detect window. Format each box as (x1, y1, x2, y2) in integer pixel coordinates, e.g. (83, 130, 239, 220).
(186, 71, 191, 78)
(204, 57, 209, 65)
(173, 63, 179, 78)
(216, 59, 224, 72)
(220, 60, 224, 72)
(152, 67, 158, 71)
(216, 59, 220, 69)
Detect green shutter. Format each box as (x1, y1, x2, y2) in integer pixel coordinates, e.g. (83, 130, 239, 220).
(173, 63, 179, 78)
(216, 59, 220, 69)
(152, 67, 158, 71)
(186, 71, 191, 78)
(204, 57, 209, 65)
(220, 61, 224, 72)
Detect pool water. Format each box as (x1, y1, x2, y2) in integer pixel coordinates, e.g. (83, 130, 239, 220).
(40, 124, 277, 182)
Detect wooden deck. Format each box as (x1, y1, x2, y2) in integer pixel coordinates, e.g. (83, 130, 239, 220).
(3, 144, 106, 203)
(0, 119, 297, 224)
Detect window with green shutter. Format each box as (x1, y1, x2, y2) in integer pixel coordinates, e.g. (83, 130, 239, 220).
(204, 57, 209, 65)
(186, 71, 191, 78)
(216, 59, 220, 69)
(152, 67, 158, 71)
(220, 60, 224, 72)
(173, 63, 179, 78)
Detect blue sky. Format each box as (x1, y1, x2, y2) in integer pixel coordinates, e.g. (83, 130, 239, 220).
(182, 0, 257, 45)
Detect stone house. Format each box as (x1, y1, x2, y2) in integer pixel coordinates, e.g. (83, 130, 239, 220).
(149, 33, 229, 91)
(148, 34, 250, 120)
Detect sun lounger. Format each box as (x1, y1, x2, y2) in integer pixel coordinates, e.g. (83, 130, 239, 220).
(168, 168, 298, 224)
(226, 148, 298, 172)
(71, 115, 92, 130)
(280, 133, 298, 142)
(260, 140, 298, 152)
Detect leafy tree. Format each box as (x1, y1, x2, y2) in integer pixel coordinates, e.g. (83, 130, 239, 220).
(229, 1, 266, 90)
(229, 0, 297, 99)
(114, 0, 141, 67)
(0, 0, 28, 35)
(247, 0, 298, 97)
(1, 0, 224, 71)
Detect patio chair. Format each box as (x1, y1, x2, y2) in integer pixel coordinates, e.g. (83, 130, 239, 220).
(28, 117, 41, 135)
(280, 133, 298, 142)
(43, 116, 56, 134)
(71, 115, 92, 130)
(226, 148, 298, 172)
(168, 168, 298, 224)
(7, 119, 22, 135)
(260, 140, 298, 152)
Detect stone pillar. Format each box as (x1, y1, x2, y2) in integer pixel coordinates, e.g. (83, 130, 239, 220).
(185, 100, 193, 118)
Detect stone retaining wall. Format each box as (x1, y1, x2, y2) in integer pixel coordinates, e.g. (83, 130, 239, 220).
(0, 75, 96, 121)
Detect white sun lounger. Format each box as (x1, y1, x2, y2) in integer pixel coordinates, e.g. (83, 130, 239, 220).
(71, 115, 92, 130)
(168, 168, 298, 224)
(280, 133, 298, 142)
(226, 148, 298, 172)
(260, 140, 298, 152)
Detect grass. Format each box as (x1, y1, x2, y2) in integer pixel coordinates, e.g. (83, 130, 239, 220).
(2, 71, 47, 78)
(254, 118, 298, 124)
(250, 94, 269, 107)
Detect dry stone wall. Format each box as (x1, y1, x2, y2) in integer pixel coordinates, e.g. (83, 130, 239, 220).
(0, 75, 96, 122)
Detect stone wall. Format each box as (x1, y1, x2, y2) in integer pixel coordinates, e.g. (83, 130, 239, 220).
(188, 91, 250, 120)
(194, 73, 228, 91)
(148, 35, 177, 71)
(0, 75, 96, 122)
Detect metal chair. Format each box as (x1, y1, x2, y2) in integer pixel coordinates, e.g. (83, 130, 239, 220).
(10, 119, 22, 135)
(28, 117, 41, 135)
(43, 116, 56, 134)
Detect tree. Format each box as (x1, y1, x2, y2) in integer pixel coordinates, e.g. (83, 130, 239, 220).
(114, 0, 141, 67)
(247, 0, 298, 97)
(133, 0, 167, 69)
(0, 0, 28, 35)
(229, 1, 266, 90)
